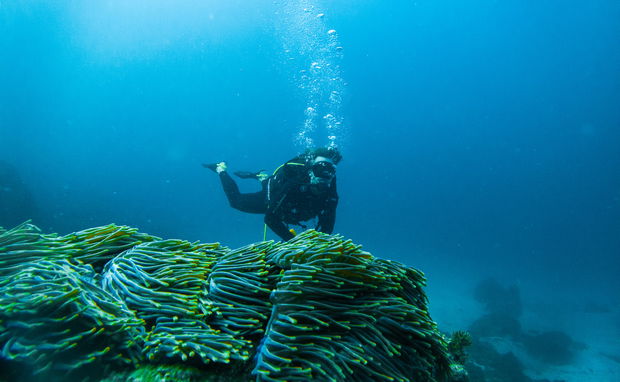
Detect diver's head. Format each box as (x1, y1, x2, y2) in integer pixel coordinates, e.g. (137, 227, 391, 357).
(307, 146, 342, 165)
(309, 156, 336, 185)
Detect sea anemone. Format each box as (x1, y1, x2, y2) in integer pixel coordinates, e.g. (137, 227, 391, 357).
(0, 224, 450, 381)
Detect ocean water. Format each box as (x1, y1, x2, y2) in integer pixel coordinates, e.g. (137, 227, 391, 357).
(1, 0, 619, 380)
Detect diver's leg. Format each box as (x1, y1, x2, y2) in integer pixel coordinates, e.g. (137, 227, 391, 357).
(219, 172, 266, 214)
(234, 170, 269, 181)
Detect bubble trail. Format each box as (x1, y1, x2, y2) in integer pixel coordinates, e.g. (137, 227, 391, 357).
(276, 1, 347, 150)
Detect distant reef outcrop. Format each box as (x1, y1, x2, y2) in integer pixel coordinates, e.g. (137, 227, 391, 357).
(0, 223, 460, 382)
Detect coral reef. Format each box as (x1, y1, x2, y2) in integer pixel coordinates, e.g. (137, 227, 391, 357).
(447, 331, 472, 365)
(0, 223, 451, 381)
(468, 313, 522, 340)
(473, 278, 521, 318)
(521, 330, 584, 365)
(464, 341, 532, 382)
(466, 278, 584, 381)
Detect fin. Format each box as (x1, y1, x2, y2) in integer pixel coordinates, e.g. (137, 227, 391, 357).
(203, 162, 227, 173)
(202, 163, 218, 172)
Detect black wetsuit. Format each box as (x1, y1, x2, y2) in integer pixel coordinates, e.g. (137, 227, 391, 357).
(218, 156, 338, 241)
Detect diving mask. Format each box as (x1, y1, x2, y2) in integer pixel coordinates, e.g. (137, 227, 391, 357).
(310, 157, 336, 184)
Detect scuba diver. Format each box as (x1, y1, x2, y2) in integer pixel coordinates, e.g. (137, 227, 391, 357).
(204, 147, 341, 241)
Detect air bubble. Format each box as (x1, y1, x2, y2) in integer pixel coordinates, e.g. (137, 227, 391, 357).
(279, 3, 346, 150)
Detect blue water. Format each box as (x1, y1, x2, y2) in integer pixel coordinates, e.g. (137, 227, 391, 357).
(1, 1, 619, 379)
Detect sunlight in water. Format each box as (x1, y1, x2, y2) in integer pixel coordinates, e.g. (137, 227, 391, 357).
(276, 1, 346, 150)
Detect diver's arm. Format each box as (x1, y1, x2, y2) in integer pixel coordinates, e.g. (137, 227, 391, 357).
(317, 199, 337, 234)
(265, 212, 295, 241)
(317, 180, 339, 234)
